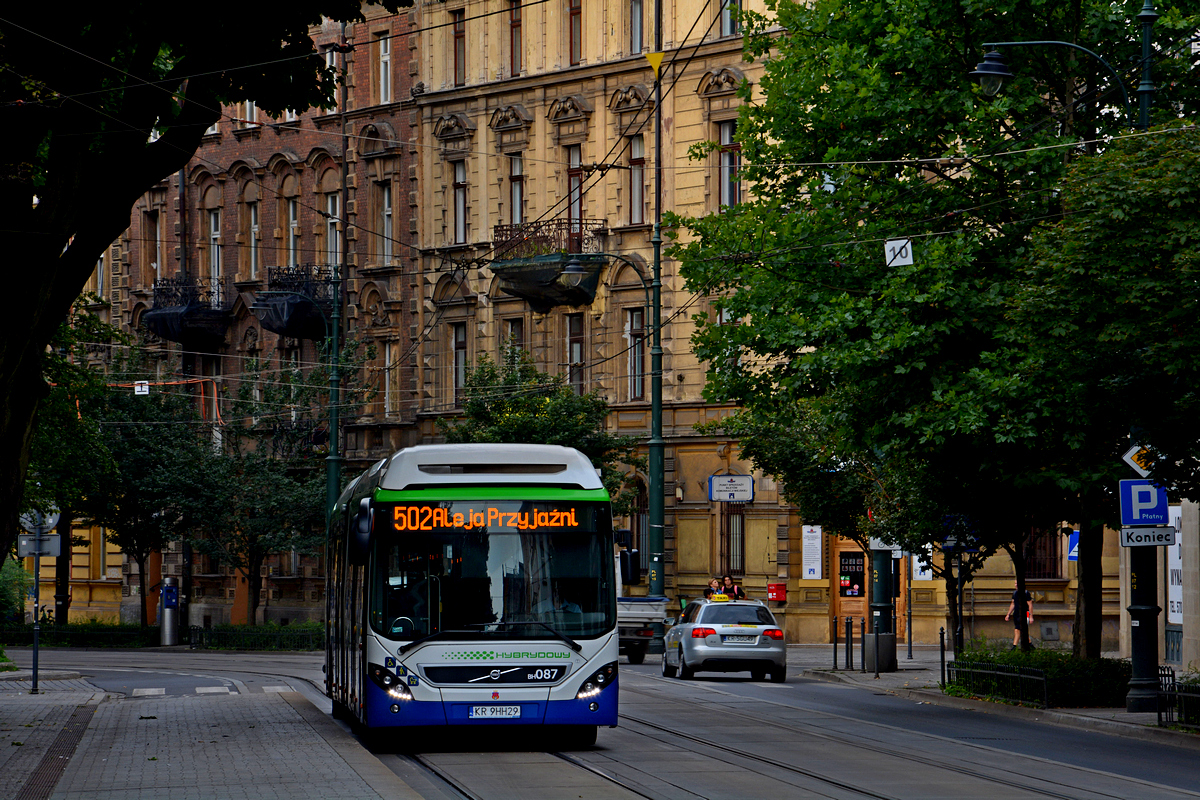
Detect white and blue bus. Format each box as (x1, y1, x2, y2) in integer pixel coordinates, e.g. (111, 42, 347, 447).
(326, 443, 619, 746)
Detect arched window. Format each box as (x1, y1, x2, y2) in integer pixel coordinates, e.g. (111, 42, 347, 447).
(278, 173, 301, 267)
(239, 181, 260, 281)
(201, 185, 223, 296)
(318, 168, 341, 264)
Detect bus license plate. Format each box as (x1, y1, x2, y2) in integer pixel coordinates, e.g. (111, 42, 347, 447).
(469, 705, 521, 719)
(723, 635, 755, 643)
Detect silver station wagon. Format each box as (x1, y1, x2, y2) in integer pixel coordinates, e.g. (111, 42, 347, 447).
(661, 597, 787, 682)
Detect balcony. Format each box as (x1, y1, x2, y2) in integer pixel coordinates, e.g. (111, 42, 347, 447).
(489, 219, 607, 313)
(252, 265, 335, 341)
(141, 277, 233, 349)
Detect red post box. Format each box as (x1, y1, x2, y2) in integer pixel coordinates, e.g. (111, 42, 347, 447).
(767, 582, 787, 602)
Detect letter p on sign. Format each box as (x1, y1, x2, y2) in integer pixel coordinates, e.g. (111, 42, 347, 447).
(1132, 485, 1158, 520)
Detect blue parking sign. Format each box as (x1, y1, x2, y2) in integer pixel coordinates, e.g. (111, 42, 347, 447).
(1067, 530, 1079, 562)
(1119, 480, 1169, 526)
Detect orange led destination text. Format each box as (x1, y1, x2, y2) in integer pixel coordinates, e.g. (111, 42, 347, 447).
(392, 505, 579, 532)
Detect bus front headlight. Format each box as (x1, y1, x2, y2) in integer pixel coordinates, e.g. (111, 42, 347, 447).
(575, 661, 618, 699)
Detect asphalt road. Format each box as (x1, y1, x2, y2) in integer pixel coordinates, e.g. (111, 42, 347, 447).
(8, 648, 1200, 799)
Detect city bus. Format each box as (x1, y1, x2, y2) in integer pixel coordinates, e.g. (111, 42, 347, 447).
(326, 443, 618, 746)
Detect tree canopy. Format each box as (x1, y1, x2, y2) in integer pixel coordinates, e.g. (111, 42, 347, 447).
(0, 1, 407, 559)
(438, 347, 647, 515)
(669, 0, 1200, 653)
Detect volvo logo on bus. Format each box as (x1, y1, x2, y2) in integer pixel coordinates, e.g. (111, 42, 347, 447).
(490, 669, 501, 680)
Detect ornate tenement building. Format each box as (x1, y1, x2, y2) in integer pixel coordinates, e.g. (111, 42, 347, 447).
(83, 9, 420, 626)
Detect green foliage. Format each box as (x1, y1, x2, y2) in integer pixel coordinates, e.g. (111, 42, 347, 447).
(437, 346, 647, 515)
(669, 0, 1200, 566)
(0, 556, 31, 624)
(89, 347, 218, 625)
(23, 298, 127, 522)
(953, 643, 1132, 708)
(1019, 124, 1200, 501)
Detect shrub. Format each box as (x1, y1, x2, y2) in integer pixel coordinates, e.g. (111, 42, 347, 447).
(954, 642, 1131, 708)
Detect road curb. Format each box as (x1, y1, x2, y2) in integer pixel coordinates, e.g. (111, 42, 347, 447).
(279, 691, 426, 800)
(801, 668, 1200, 752)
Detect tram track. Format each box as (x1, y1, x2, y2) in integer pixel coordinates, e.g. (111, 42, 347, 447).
(617, 679, 1200, 800)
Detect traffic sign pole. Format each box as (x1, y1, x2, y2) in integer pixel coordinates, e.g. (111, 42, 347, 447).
(1126, 543, 1161, 712)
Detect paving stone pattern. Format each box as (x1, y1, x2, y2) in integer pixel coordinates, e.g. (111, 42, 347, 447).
(0, 697, 80, 800)
(52, 693, 386, 800)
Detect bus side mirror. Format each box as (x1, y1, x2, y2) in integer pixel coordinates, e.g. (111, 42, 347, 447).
(351, 498, 373, 565)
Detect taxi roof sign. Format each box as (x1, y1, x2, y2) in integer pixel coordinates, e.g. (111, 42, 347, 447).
(709, 593, 730, 602)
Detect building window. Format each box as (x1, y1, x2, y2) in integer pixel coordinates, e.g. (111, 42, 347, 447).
(242, 100, 258, 127)
(509, 155, 524, 225)
(326, 193, 340, 263)
(1026, 528, 1063, 579)
(720, 502, 745, 577)
(247, 201, 259, 279)
(567, 313, 585, 395)
(379, 182, 393, 264)
(283, 108, 298, 123)
(567, 143, 583, 235)
(718, 120, 741, 207)
(452, 11, 466, 86)
(324, 46, 339, 111)
(502, 317, 525, 352)
(630, 0, 643, 53)
(510, 0, 523, 76)
(569, 0, 582, 65)
(384, 341, 397, 416)
(377, 33, 391, 104)
(720, 0, 741, 37)
(453, 321, 468, 406)
(287, 198, 300, 267)
(627, 307, 645, 401)
(453, 161, 468, 243)
(629, 135, 645, 225)
(207, 209, 221, 288)
(143, 209, 161, 284)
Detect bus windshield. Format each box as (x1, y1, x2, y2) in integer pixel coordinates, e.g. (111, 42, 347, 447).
(369, 500, 615, 640)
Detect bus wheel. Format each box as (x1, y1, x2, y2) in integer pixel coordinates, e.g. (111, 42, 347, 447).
(627, 648, 645, 665)
(331, 700, 349, 721)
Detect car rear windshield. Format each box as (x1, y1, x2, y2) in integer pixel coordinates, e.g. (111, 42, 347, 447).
(700, 605, 776, 626)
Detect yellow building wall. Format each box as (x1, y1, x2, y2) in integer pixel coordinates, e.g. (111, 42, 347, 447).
(24, 522, 124, 624)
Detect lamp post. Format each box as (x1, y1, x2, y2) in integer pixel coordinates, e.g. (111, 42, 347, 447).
(969, 2, 1163, 712)
(969, 1, 1157, 130)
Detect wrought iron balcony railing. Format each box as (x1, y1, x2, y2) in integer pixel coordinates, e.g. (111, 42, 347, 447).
(492, 218, 605, 261)
(151, 276, 230, 310)
(266, 264, 335, 302)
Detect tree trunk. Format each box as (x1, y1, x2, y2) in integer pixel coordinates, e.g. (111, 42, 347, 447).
(1011, 537, 1031, 651)
(247, 557, 263, 626)
(135, 552, 149, 628)
(54, 505, 72, 625)
(943, 569, 960, 653)
(1076, 517, 1103, 659)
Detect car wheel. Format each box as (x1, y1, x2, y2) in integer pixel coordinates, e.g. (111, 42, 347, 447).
(770, 667, 787, 683)
(627, 649, 645, 665)
(661, 650, 677, 678)
(750, 669, 766, 681)
(678, 653, 694, 681)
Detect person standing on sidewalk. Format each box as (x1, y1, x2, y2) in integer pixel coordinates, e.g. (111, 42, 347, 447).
(1004, 582, 1033, 649)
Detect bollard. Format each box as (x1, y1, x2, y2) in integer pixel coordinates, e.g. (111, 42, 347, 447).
(860, 617, 866, 673)
(939, 626, 946, 688)
(845, 615, 853, 671)
(832, 616, 839, 670)
(873, 620, 880, 678)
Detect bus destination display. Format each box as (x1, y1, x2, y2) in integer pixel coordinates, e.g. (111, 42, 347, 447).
(390, 504, 583, 532)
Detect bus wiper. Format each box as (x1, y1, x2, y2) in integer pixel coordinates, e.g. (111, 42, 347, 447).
(499, 621, 582, 652)
(397, 629, 479, 654)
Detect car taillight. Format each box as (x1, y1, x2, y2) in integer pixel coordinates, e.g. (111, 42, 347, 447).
(691, 627, 717, 638)
(635, 628, 653, 637)
(763, 629, 784, 640)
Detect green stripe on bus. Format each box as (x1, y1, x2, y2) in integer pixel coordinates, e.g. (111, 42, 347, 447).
(373, 487, 611, 502)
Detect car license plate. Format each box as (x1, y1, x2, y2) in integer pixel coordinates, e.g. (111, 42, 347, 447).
(469, 705, 521, 719)
(723, 635, 755, 643)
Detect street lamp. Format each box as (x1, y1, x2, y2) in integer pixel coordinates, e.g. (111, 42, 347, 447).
(969, 1, 1158, 130)
(968, 1, 1161, 712)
